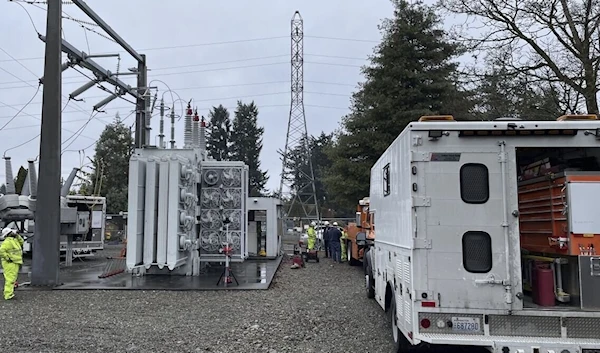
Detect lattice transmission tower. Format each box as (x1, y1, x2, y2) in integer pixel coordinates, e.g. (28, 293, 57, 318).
(278, 11, 319, 221)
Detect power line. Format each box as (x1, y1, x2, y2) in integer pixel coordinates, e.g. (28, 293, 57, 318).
(0, 36, 289, 64)
(0, 84, 41, 131)
(61, 110, 135, 154)
(0, 34, 378, 63)
(2, 133, 40, 158)
(0, 114, 118, 129)
(3, 95, 75, 157)
(150, 55, 289, 71)
(0, 60, 364, 88)
(61, 111, 101, 153)
(306, 53, 368, 61)
(0, 96, 97, 140)
(0, 45, 104, 120)
(0, 103, 350, 132)
(304, 35, 379, 43)
(1, 80, 357, 111)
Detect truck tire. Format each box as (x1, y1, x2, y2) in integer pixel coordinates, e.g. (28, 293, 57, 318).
(348, 241, 359, 266)
(389, 296, 410, 352)
(362, 248, 370, 274)
(366, 266, 375, 299)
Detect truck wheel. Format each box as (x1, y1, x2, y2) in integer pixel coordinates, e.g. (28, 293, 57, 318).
(362, 248, 369, 274)
(389, 296, 410, 352)
(347, 242, 356, 266)
(366, 266, 375, 299)
(389, 297, 401, 351)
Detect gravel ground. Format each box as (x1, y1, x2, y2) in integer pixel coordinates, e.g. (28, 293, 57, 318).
(1, 251, 400, 353)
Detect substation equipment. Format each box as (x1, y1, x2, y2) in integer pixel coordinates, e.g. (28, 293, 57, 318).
(247, 197, 283, 258)
(126, 104, 255, 276)
(0, 157, 106, 264)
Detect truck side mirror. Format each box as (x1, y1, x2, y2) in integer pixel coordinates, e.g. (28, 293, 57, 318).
(356, 232, 367, 245)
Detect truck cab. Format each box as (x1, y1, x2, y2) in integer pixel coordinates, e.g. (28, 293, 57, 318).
(346, 197, 375, 266)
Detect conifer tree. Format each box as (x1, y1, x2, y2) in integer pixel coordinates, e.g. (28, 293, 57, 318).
(324, 0, 469, 212)
(229, 101, 268, 197)
(80, 113, 134, 213)
(206, 104, 231, 161)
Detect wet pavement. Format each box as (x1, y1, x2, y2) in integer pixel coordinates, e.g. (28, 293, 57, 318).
(13, 251, 282, 291)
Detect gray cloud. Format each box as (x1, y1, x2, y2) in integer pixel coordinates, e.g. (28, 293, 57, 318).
(2, 0, 469, 194)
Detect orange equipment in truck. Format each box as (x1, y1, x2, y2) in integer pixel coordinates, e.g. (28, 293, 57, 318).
(518, 170, 600, 305)
(518, 171, 600, 256)
(345, 197, 375, 266)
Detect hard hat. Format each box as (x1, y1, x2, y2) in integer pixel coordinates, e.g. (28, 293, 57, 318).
(333, 222, 339, 226)
(310, 221, 316, 226)
(324, 221, 330, 225)
(1, 227, 15, 240)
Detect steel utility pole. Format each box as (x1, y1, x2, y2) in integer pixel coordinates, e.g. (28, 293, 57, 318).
(32, 0, 62, 286)
(71, 0, 148, 147)
(278, 11, 320, 222)
(136, 54, 147, 148)
(31, 0, 147, 286)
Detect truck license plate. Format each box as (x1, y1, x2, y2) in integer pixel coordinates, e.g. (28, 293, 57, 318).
(451, 317, 481, 332)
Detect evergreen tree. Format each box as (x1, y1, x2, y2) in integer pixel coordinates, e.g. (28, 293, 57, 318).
(285, 132, 337, 216)
(206, 104, 231, 161)
(229, 101, 268, 197)
(324, 0, 469, 211)
(82, 113, 134, 213)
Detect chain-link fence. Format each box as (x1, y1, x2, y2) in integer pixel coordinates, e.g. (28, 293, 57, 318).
(105, 214, 127, 244)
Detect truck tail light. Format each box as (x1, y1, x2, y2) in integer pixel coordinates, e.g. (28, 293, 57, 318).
(420, 318, 431, 329)
(421, 301, 436, 307)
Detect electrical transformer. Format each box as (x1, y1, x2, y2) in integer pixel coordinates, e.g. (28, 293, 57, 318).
(125, 107, 249, 276)
(198, 161, 248, 262)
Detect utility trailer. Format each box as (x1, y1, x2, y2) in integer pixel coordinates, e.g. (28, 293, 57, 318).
(364, 114, 600, 352)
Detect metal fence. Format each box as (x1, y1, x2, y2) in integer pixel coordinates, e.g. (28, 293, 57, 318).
(105, 214, 127, 244)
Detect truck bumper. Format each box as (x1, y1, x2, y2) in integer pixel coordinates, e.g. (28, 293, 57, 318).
(417, 333, 600, 352)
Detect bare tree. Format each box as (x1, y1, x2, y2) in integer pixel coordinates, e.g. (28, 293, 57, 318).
(437, 0, 600, 114)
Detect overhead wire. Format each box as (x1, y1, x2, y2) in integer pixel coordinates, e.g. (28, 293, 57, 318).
(11, 0, 40, 34)
(61, 110, 136, 155)
(0, 45, 103, 126)
(3, 3, 362, 152)
(1, 33, 377, 63)
(0, 80, 357, 107)
(0, 84, 41, 131)
(61, 110, 100, 153)
(0, 60, 365, 89)
(0, 50, 368, 86)
(0, 99, 351, 120)
(3, 97, 72, 157)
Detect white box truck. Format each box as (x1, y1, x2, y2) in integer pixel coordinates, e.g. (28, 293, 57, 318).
(364, 115, 600, 352)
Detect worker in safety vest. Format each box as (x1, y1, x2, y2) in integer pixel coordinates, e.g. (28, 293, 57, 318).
(307, 222, 317, 251)
(0, 228, 24, 300)
(340, 225, 348, 262)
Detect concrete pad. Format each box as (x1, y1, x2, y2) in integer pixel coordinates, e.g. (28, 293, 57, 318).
(15, 256, 283, 291)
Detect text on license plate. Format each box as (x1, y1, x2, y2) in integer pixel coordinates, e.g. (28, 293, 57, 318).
(451, 317, 481, 332)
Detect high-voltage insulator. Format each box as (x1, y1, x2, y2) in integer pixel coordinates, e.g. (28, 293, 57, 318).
(183, 103, 193, 148)
(170, 106, 176, 149)
(159, 99, 165, 148)
(192, 108, 200, 148)
(3, 156, 15, 194)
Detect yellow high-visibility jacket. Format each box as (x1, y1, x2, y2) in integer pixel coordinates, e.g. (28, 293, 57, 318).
(0, 234, 24, 265)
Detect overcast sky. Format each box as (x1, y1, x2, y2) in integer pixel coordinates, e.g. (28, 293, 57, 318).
(1, 0, 465, 195)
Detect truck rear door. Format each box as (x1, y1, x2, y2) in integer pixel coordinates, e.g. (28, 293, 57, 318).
(417, 145, 512, 311)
